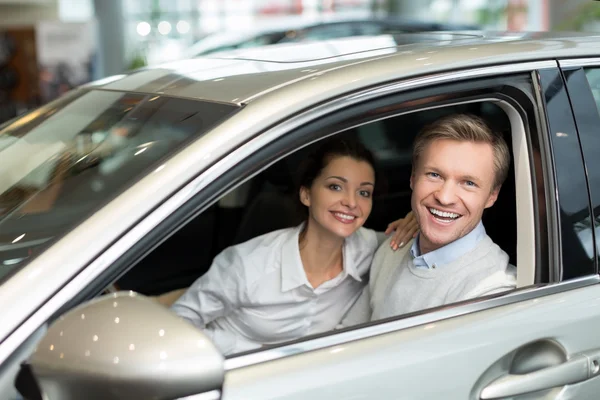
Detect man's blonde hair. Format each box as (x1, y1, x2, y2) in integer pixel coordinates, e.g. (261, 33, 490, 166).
(412, 114, 510, 190)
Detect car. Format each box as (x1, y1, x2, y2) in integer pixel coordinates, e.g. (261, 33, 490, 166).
(1, 30, 600, 400)
(183, 16, 479, 57)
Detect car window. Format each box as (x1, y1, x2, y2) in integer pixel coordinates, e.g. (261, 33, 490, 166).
(585, 68, 600, 114)
(577, 67, 600, 271)
(113, 95, 530, 358)
(539, 68, 596, 279)
(301, 23, 356, 41)
(0, 90, 238, 282)
(354, 22, 386, 36)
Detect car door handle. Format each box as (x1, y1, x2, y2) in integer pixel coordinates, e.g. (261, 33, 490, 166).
(480, 351, 600, 399)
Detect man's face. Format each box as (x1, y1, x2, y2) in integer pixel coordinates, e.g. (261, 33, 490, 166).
(410, 139, 500, 254)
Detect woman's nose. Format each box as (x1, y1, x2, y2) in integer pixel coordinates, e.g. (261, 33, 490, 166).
(341, 192, 357, 208)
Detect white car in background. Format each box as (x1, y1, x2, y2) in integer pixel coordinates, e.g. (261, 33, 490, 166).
(184, 16, 478, 57)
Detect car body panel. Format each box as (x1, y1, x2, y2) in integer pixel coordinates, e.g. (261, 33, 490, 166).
(223, 281, 600, 400)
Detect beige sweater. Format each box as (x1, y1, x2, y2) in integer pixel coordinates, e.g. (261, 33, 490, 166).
(341, 235, 517, 326)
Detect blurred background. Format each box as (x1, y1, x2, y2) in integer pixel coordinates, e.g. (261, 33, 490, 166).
(0, 0, 599, 125)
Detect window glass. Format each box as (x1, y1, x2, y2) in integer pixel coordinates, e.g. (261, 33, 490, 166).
(539, 68, 595, 278)
(119, 101, 520, 358)
(354, 22, 386, 36)
(581, 67, 600, 270)
(0, 90, 238, 282)
(301, 23, 355, 41)
(585, 68, 600, 114)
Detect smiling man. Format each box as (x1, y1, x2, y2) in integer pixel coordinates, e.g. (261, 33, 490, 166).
(341, 114, 517, 325)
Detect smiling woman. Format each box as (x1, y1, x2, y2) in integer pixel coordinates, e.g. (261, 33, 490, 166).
(169, 138, 415, 355)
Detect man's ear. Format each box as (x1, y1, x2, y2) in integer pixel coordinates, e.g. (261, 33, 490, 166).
(299, 186, 311, 207)
(410, 171, 414, 190)
(485, 186, 501, 209)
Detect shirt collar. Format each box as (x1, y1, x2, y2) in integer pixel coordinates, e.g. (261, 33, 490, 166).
(410, 221, 486, 269)
(281, 224, 362, 292)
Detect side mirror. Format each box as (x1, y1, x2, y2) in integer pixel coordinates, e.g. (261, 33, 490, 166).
(20, 292, 224, 400)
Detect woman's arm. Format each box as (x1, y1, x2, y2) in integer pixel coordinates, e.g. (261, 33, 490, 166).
(170, 246, 246, 353)
(379, 210, 419, 250)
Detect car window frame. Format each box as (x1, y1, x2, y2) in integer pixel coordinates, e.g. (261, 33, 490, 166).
(5, 60, 598, 375)
(60, 66, 556, 359)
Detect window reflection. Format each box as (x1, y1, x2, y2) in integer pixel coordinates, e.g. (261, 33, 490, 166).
(0, 90, 238, 282)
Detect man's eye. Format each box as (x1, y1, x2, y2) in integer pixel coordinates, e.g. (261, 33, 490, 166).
(465, 181, 476, 187)
(427, 172, 440, 178)
(328, 184, 342, 191)
(359, 190, 371, 198)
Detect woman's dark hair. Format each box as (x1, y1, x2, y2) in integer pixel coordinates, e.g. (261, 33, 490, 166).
(296, 136, 376, 202)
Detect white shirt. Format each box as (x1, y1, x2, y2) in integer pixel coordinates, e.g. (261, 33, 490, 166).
(171, 224, 381, 355)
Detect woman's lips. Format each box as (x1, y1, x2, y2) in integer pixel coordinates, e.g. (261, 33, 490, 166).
(331, 211, 357, 224)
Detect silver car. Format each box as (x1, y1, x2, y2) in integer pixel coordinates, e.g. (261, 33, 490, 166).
(2, 31, 600, 400)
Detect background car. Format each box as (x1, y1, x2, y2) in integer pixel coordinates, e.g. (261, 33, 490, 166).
(1, 31, 600, 400)
(183, 16, 479, 57)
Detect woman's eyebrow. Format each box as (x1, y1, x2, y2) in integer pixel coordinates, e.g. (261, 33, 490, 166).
(326, 176, 374, 187)
(326, 175, 347, 182)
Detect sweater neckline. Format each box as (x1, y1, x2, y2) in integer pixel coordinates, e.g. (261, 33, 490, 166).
(407, 236, 494, 278)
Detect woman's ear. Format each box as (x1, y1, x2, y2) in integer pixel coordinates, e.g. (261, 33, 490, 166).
(299, 186, 311, 207)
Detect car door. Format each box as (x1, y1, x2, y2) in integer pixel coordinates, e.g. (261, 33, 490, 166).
(220, 65, 600, 400)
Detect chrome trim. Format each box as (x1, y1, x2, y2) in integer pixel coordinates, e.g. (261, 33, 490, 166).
(0, 59, 561, 365)
(558, 58, 600, 68)
(225, 275, 600, 370)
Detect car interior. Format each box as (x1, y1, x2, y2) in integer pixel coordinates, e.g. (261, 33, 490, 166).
(114, 100, 518, 317)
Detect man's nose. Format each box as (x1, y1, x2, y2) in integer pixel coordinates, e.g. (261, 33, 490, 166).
(434, 182, 457, 205)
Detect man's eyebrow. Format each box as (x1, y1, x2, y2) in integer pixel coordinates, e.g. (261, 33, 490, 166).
(462, 175, 482, 183)
(422, 165, 440, 172)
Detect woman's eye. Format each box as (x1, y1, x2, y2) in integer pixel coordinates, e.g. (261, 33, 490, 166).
(359, 190, 372, 198)
(328, 184, 342, 191)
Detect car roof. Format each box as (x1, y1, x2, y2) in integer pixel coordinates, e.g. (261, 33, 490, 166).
(91, 31, 600, 107)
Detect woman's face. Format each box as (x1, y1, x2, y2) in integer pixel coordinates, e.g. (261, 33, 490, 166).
(300, 156, 375, 240)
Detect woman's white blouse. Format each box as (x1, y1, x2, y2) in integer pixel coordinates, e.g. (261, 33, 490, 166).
(171, 224, 381, 355)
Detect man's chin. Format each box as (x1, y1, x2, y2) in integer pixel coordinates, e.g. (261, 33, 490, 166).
(420, 230, 457, 250)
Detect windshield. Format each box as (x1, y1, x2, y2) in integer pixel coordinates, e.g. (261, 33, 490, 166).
(0, 89, 238, 282)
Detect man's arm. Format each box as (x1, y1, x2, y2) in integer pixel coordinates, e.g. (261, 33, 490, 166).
(337, 285, 372, 328)
(464, 265, 517, 299)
